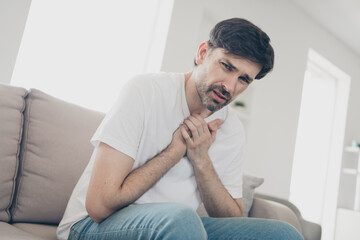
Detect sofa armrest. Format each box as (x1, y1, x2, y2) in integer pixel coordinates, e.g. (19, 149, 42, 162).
(300, 219, 322, 240)
(250, 194, 321, 240)
(249, 197, 303, 233)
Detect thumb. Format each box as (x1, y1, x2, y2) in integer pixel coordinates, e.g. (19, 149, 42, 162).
(208, 119, 224, 132)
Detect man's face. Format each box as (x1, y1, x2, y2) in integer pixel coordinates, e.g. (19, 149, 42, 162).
(195, 43, 261, 112)
(194, 44, 262, 112)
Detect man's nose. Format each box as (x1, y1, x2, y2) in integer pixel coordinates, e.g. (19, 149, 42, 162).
(221, 77, 237, 94)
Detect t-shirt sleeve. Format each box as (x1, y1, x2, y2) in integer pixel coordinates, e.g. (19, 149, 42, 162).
(91, 79, 145, 160)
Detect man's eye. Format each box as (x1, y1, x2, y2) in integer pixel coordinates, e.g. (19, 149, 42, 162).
(221, 62, 232, 71)
(239, 77, 249, 84)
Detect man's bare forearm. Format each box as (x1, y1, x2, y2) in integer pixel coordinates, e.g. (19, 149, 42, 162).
(116, 144, 183, 207)
(88, 142, 184, 223)
(193, 154, 243, 218)
(180, 115, 242, 217)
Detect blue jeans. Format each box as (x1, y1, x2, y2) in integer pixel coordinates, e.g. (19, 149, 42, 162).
(69, 203, 303, 240)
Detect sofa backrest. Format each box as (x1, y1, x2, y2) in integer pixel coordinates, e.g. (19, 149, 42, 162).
(0, 84, 105, 224)
(0, 84, 28, 222)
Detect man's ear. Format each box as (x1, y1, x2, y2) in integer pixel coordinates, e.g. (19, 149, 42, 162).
(195, 41, 210, 65)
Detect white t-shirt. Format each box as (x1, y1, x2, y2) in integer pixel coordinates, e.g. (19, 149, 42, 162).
(57, 72, 245, 240)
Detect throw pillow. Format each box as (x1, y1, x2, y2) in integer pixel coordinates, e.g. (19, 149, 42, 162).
(242, 174, 264, 217)
(196, 174, 264, 217)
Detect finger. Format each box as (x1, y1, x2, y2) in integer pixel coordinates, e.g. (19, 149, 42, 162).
(210, 127, 218, 140)
(193, 114, 208, 134)
(184, 119, 199, 139)
(188, 115, 204, 135)
(208, 119, 224, 132)
(180, 125, 193, 144)
(183, 123, 192, 138)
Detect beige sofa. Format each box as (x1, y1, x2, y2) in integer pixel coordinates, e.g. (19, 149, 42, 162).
(0, 83, 321, 240)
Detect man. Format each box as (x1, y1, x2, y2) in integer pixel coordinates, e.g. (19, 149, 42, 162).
(57, 18, 303, 239)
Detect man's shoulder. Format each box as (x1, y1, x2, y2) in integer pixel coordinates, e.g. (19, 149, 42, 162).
(119, 72, 184, 110)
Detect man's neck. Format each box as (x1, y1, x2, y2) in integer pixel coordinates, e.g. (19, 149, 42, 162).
(184, 72, 212, 118)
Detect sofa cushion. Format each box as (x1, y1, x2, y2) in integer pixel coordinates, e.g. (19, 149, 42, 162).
(12, 223, 57, 240)
(11, 88, 105, 224)
(0, 84, 27, 222)
(0, 222, 40, 240)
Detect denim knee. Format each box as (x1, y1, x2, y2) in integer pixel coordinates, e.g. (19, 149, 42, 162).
(155, 203, 207, 240)
(69, 203, 207, 240)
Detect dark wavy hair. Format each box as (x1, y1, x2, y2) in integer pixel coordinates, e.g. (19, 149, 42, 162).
(196, 18, 274, 80)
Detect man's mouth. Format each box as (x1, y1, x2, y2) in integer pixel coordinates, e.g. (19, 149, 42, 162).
(212, 89, 228, 103)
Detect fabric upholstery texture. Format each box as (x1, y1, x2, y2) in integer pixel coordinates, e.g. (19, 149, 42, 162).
(242, 174, 264, 217)
(249, 198, 302, 233)
(11, 89, 104, 224)
(13, 223, 57, 240)
(0, 84, 27, 222)
(0, 222, 40, 240)
(196, 174, 264, 217)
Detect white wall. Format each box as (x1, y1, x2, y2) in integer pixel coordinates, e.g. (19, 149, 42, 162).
(161, 0, 204, 73)
(161, 0, 360, 199)
(0, 0, 31, 84)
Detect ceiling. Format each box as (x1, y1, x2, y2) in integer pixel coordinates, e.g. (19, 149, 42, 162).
(290, 0, 360, 57)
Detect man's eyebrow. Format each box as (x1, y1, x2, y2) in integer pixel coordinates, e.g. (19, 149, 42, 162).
(224, 59, 254, 82)
(224, 59, 238, 71)
(241, 74, 253, 83)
